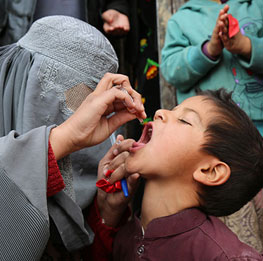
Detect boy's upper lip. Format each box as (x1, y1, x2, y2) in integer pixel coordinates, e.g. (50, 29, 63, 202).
(130, 122, 153, 151)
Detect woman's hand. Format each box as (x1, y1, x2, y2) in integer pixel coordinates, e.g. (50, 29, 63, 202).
(96, 135, 140, 227)
(50, 73, 146, 160)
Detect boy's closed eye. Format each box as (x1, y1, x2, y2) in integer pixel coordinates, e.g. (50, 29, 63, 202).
(178, 118, 192, 126)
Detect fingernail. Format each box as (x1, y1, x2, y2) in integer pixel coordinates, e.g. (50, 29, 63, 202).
(103, 167, 109, 175)
(116, 140, 121, 145)
(137, 118, 144, 124)
(113, 149, 118, 155)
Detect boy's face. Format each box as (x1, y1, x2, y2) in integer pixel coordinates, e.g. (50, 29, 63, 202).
(125, 96, 217, 181)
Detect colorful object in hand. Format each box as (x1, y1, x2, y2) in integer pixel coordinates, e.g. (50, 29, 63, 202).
(227, 14, 239, 38)
(96, 169, 122, 193)
(96, 178, 122, 193)
(105, 169, 114, 178)
(96, 169, 129, 196)
(121, 179, 129, 197)
(141, 117, 152, 125)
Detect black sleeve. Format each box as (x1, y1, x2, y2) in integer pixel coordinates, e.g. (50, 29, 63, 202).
(103, 0, 129, 17)
(0, 0, 7, 33)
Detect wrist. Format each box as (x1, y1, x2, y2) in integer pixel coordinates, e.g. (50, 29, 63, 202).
(206, 41, 222, 58)
(49, 124, 77, 160)
(97, 194, 128, 227)
(239, 35, 251, 60)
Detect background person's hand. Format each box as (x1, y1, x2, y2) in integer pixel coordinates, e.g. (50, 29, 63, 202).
(207, 5, 229, 57)
(102, 9, 130, 36)
(50, 73, 146, 160)
(96, 135, 140, 227)
(218, 10, 251, 60)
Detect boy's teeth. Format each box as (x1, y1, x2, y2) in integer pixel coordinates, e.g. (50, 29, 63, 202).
(148, 128, 152, 138)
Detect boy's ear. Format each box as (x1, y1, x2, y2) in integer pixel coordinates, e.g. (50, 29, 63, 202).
(193, 159, 231, 186)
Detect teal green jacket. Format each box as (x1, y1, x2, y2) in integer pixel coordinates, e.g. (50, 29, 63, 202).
(161, 0, 263, 120)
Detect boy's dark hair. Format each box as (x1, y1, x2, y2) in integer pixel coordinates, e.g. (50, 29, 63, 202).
(197, 88, 263, 217)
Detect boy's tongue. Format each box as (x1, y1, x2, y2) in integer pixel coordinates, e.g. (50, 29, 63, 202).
(132, 123, 152, 149)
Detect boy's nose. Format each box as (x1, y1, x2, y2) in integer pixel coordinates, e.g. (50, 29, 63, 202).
(154, 109, 168, 121)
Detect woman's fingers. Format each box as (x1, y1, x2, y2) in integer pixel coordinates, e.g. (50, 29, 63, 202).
(101, 137, 137, 184)
(93, 73, 146, 120)
(94, 73, 131, 93)
(127, 173, 140, 191)
(92, 86, 145, 132)
(97, 135, 125, 177)
(103, 138, 134, 175)
(107, 163, 126, 183)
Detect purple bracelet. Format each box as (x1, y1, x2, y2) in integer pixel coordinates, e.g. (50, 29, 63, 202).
(202, 41, 219, 61)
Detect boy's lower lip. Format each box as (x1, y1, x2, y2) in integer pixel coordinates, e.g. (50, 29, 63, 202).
(129, 142, 145, 153)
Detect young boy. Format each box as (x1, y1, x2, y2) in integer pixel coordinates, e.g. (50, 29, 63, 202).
(112, 89, 263, 260)
(161, 0, 263, 250)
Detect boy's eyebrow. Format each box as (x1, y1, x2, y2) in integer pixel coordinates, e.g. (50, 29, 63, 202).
(183, 108, 203, 127)
(172, 107, 203, 126)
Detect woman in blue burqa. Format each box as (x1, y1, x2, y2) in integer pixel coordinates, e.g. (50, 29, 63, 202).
(0, 15, 145, 260)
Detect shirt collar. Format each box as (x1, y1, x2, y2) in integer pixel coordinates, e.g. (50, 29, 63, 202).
(135, 208, 207, 238)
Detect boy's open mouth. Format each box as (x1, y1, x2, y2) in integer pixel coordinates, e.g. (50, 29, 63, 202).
(130, 123, 153, 151)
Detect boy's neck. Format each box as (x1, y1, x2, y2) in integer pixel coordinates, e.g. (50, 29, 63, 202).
(141, 179, 199, 229)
